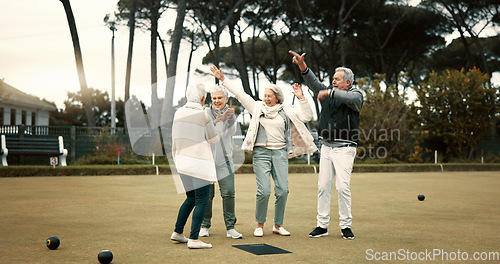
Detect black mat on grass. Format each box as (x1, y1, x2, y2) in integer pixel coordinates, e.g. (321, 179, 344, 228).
(232, 243, 292, 255)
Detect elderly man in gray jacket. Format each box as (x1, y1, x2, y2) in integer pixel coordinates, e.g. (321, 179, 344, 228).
(290, 50, 363, 240)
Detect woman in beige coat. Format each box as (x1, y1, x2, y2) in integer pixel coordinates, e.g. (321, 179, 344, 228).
(210, 65, 317, 237)
(170, 83, 219, 249)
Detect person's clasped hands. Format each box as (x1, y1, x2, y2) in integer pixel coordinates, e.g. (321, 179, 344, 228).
(215, 105, 235, 123)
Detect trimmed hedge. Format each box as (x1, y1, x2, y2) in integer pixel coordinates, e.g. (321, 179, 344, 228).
(352, 163, 500, 172)
(1, 163, 499, 177)
(0, 165, 170, 177)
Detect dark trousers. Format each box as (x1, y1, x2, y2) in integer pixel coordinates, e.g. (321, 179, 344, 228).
(174, 174, 210, 240)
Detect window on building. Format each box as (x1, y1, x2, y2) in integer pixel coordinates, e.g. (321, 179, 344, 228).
(22, 110, 26, 125)
(10, 109, 16, 125)
(0, 107, 3, 125)
(31, 112, 36, 126)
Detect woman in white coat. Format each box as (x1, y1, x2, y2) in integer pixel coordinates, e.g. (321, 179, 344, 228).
(210, 65, 317, 237)
(170, 83, 219, 249)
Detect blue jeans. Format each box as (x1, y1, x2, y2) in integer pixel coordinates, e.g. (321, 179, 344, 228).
(174, 174, 210, 239)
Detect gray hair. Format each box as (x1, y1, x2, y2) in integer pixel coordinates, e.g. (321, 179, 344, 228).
(265, 84, 284, 104)
(210, 84, 228, 98)
(186, 83, 206, 102)
(335, 67, 354, 87)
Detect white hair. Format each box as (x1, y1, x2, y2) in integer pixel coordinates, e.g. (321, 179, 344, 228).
(186, 83, 206, 102)
(265, 84, 284, 104)
(335, 67, 354, 86)
(210, 84, 228, 98)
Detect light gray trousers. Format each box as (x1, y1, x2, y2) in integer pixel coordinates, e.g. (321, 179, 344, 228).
(253, 147, 289, 226)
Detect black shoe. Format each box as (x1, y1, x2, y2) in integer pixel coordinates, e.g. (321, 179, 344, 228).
(341, 228, 354, 239)
(309, 227, 328, 238)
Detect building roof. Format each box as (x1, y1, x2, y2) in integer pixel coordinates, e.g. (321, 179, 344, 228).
(0, 79, 57, 111)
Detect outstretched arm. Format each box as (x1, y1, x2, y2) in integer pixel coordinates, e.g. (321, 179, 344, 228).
(289, 50, 328, 96)
(289, 50, 307, 72)
(292, 83, 313, 122)
(210, 65, 257, 113)
(210, 65, 225, 82)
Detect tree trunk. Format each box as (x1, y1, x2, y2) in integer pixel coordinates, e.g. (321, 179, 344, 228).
(158, 33, 168, 78)
(185, 30, 195, 96)
(124, 0, 137, 102)
(161, 0, 187, 129)
(338, 0, 346, 66)
(149, 0, 160, 129)
(229, 23, 253, 98)
(251, 26, 259, 98)
(59, 0, 95, 127)
(150, 0, 159, 101)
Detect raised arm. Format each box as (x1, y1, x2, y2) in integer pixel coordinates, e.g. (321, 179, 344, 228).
(289, 50, 329, 95)
(291, 83, 313, 122)
(210, 65, 257, 113)
(331, 89, 364, 112)
(289, 50, 307, 72)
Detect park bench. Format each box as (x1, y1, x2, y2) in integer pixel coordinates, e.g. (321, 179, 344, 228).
(0, 135, 67, 166)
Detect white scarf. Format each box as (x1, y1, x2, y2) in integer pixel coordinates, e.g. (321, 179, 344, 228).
(261, 102, 283, 119)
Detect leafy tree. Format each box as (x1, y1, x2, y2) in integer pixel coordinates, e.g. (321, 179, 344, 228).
(412, 68, 498, 160)
(115, 0, 137, 103)
(53, 88, 125, 127)
(160, 0, 187, 130)
(118, 0, 169, 126)
(430, 35, 500, 75)
(115, 0, 188, 130)
(187, 0, 252, 96)
(420, 0, 500, 75)
(349, 3, 451, 85)
(357, 73, 411, 162)
(203, 37, 290, 82)
(241, 0, 291, 84)
(0, 79, 12, 102)
(59, 0, 95, 127)
(175, 22, 204, 94)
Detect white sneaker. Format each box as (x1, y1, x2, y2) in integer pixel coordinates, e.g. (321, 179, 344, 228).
(170, 232, 188, 243)
(199, 228, 209, 237)
(272, 226, 291, 236)
(226, 229, 243, 239)
(187, 240, 212, 249)
(253, 227, 263, 237)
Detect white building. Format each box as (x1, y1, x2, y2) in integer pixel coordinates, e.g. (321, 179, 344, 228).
(0, 79, 57, 127)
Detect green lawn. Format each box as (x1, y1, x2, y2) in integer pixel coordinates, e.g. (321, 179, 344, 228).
(0, 172, 499, 263)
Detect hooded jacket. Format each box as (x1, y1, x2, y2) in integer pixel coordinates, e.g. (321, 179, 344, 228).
(172, 102, 219, 181)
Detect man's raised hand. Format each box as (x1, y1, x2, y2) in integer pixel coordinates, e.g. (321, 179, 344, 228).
(288, 50, 307, 71)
